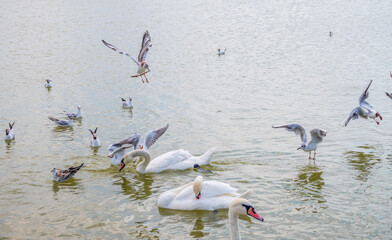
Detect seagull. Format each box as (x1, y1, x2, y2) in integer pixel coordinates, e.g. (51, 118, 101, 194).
(341, 80, 382, 127)
(386, 92, 392, 100)
(272, 124, 327, 159)
(64, 105, 82, 119)
(4, 122, 15, 140)
(48, 115, 73, 127)
(89, 127, 101, 147)
(217, 48, 226, 55)
(102, 31, 152, 83)
(121, 97, 133, 108)
(107, 124, 169, 165)
(51, 163, 84, 182)
(44, 79, 52, 88)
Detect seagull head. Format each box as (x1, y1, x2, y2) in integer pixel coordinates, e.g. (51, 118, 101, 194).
(50, 167, 56, 173)
(297, 143, 306, 150)
(5, 129, 9, 135)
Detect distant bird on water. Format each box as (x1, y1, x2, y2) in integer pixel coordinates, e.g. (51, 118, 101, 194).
(341, 80, 382, 127)
(217, 49, 226, 55)
(4, 122, 15, 140)
(89, 127, 101, 147)
(48, 115, 73, 127)
(272, 124, 326, 159)
(51, 163, 84, 182)
(121, 97, 133, 108)
(64, 105, 82, 119)
(44, 79, 52, 88)
(102, 31, 152, 83)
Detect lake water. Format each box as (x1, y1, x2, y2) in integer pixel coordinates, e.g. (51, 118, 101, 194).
(1, 0, 392, 239)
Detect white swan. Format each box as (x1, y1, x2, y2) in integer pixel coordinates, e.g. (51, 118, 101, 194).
(228, 198, 264, 240)
(157, 176, 245, 211)
(119, 148, 215, 173)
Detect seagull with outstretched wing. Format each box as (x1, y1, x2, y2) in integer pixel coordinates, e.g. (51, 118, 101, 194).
(102, 31, 152, 83)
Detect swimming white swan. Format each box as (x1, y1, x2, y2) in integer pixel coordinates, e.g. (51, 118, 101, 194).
(228, 198, 264, 240)
(157, 176, 246, 210)
(119, 148, 215, 173)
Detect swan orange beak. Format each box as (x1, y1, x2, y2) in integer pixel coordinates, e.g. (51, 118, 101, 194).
(247, 208, 264, 222)
(196, 192, 201, 199)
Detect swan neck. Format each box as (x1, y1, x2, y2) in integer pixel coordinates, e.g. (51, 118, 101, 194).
(229, 209, 241, 240)
(134, 150, 151, 173)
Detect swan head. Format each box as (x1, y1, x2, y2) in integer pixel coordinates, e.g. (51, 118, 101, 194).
(193, 176, 203, 199)
(230, 198, 264, 222)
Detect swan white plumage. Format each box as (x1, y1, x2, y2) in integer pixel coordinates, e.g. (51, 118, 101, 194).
(157, 176, 245, 211)
(119, 147, 215, 173)
(228, 198, 264, 240)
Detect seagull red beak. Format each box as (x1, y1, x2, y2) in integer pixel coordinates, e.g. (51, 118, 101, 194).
(297, 147, 301, 150)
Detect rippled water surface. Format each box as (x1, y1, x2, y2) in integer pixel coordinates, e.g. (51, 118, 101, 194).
(1, 0, 392, 239)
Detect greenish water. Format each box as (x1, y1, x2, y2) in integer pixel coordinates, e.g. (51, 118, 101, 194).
(1, 0, 392, 239)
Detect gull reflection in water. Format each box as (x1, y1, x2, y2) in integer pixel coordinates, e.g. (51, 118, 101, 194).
(52, 178, 83, 197)
(344, 145, 381, 182)
(292, 162, 326, 211)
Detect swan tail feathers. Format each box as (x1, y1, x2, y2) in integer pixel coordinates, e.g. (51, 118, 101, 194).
(238, 190, 251, 199)
(198, 147, 215, 165)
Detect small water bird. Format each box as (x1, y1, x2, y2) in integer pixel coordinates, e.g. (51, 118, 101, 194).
(64, 105, 82, 119)
(44, 79, 52, 88)
(48, 115, 73, 127)
(121, 97, 133, 108)
(51, 163, 84, 182)
(108, 124, 169, 165)
(89, 127, 101, 147)
(102, 31, 152, 83)
(4, 122, 15, 140)
(217, 48, 226, 55)
(272, 124, 326, 159)
(157, 175, 245, 211)
(228, 198, 264, 240)
(341, 80, 382, 126)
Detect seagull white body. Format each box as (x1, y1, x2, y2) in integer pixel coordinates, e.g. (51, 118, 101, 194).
(44, 79, 52, 88)
(48, 116, 73, 126)
(121, 97, 133, 108)
(217, 48, 226, 55)
(119, 148, 215, 173)
(102, 31, 152, 83)
(341, 80, 382, 126)
(108, 124, 169, 165)
(272, 124, 326, 159)
(64, 105, 82, 119)
(89, 127, 101, 147)
(158, 175, 242, 211)
(4, 122, 15, 140)
(51, 163, 84, 182)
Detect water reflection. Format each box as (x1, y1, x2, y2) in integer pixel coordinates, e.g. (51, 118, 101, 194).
(292, 162, 326, 207)
(4, 140, 15, 154)
(344, 146, 381, 182)
(128, 222, 160, 239)
(52, 178, 82, 196)
(113, 174, 154, 201)
(122, 107, 133, 117)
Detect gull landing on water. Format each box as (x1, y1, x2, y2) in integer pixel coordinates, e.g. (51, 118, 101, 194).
(51, 163, 84, 182)
(102, 31, 152, 83)
(272, 124, 326, 159)
(89, 127, 101, 147)
(121, 97, 133, 108)
(44, 79, 52, 88)
(341, 80, 382, 127)
(4, 122, 15, 140)
(217, 48, 226, 55)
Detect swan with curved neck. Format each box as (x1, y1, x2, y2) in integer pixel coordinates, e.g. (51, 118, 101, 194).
(229, 198, 263, 240)
(119, 147, 215, 174)
(157, 176, 247, 211)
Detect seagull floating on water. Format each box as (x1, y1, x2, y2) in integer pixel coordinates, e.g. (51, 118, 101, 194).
(102, 31, 152, 83)
(121, 97, 133, 108)
(44, 79, 52, 88)
(64, 105, 82, 119)
(48, 115, 73, 127)
(217, 48, 226, 55)
(272, 124, 326, 159)
(51, 163, 84, 182)
(341, 80, 382, 127)
(4, 122, 15, 140)
(107, 124, 169, 165)
(89, 127, 101, 147)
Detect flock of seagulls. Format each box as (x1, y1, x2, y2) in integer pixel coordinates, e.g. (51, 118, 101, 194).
(4, 30, 391, 240)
